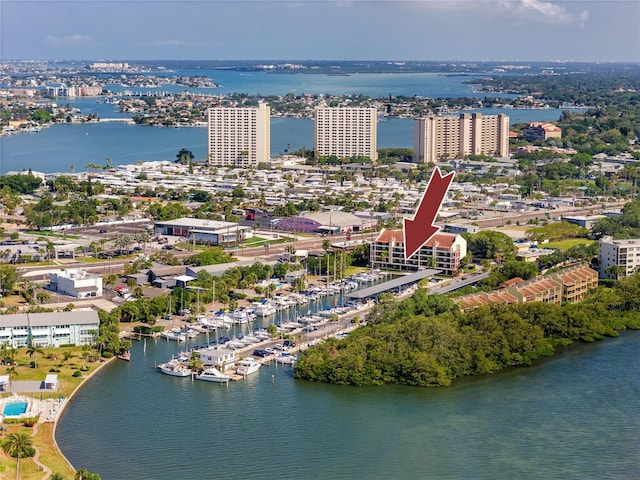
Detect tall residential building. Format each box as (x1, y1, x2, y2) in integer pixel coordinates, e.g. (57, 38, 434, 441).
(207, 103, 270, 167)
(413, 113, 509, 164)
(599, 236, 640, 279)
(314, 107, 377, 161)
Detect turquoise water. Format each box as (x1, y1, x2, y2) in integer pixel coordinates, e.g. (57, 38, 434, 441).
(3, 401, 28, 416)
(56, 331, 640, 479)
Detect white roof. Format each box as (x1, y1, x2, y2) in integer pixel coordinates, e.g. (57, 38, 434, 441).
(174, 275, 196, 282)
(45, 374, 58, 385)
(0, 375, 8, 384)
(0, 310, 100, 328)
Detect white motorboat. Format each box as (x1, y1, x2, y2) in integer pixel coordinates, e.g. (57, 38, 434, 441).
(196, 367, 231, 383)
(254, 301, 277, 317)
(236, 357, 261, 377)
(160, 330, 187, 341)
(275, 353, 297, 365)
(158, 360, 191, 377)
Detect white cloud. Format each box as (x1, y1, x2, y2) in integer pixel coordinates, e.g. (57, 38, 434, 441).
(154, 39, 208, 47)
(500, 0, 589, 25)
(45, 34, 91, 46)
(407, 0, 589, 26)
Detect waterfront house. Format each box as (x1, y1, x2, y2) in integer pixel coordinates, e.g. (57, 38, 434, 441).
(196, 347, 237, 370)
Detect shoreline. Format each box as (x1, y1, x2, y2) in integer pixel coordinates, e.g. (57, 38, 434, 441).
(50, 356, 119, 473)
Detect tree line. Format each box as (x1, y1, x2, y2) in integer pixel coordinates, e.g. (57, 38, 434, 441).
(294, 274, 640, 387)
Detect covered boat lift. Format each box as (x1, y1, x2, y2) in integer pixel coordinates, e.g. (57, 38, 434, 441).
(346, 269, 441, 301)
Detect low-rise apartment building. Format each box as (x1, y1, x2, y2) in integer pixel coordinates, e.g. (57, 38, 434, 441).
(0, 311, 99, 348)
(522, 122, 562, 142)
(455, 264, 598, 310)
(370, 229, 467, 276)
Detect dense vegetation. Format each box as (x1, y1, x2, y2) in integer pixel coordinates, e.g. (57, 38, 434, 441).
(294, 275, 640, 387)
(592, 197, 640, 239)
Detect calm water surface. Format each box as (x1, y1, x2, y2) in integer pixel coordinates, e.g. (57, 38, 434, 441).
(56, 331, 640, 479)
(0, 69, 569, 174)
(0, 109, 566, 175)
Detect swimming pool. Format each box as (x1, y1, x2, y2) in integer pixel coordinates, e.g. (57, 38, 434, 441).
(3, 401, 28, 417)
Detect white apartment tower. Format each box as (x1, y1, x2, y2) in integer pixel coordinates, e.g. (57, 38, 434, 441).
(413, 113, 509, 164)
(598, 235, 640, 279)
(314, 107, 378, 161)
(207, 103, 270, 167)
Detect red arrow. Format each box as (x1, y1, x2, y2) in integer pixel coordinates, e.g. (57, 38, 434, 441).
(403, 167, 455, 260)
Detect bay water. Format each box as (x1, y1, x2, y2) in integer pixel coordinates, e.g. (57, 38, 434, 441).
(1, 69, 569, 174)
(55, 330, 640, 479)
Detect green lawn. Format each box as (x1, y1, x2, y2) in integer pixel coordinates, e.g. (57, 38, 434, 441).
(25, 231, 80, 239)
(544, 238, 596, 250)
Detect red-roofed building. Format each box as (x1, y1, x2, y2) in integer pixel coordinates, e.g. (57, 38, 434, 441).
(455, 265, 597, 311)
(370, 229, 467, 275)
(522, 122, 562, 142)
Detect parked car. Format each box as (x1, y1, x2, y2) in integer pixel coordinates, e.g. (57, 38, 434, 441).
(252, 349, 270, 358)
(283, 340, 296, 348)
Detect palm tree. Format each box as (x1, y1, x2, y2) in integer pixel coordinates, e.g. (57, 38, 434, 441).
(5, 366, 17, 391)
(187, 351, 202, 371)
(1, 431, 35, 479)
(62, 350, 73, 367)
(175, 148, 194, 165)
(36, 290, 51, 304)
(27, 345, 44, 367)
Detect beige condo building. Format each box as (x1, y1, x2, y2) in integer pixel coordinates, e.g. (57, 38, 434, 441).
(314, 107, 378, 161)
(413, 113, 509, 163)
(207, 103, 270, 167)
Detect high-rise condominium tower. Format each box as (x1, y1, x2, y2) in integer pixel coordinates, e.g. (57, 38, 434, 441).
(314, 107, 377, 161)
(413, 113, 509, 163)
(207, 103, 270, 167)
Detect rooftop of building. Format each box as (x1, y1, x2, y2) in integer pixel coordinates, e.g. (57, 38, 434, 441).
(374, 229, 459, 249)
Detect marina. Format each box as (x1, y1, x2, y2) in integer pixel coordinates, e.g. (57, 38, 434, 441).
(154, 271, 388, 382)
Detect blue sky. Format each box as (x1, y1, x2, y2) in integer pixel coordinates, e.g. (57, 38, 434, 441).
(2, 0, 639, 62)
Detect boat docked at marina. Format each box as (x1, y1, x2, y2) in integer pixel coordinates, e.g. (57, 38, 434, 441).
(196, 367, 231, 384)
(253, 300, 277, 317)
(158, 360, 191, 377)
(275, 353, 297, 365)
(236, 357, 261, 377)
(160, 329, 187, 342)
